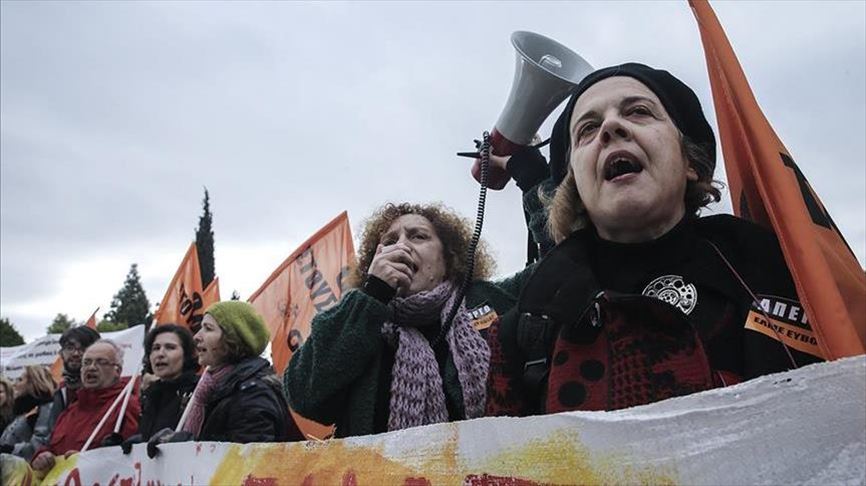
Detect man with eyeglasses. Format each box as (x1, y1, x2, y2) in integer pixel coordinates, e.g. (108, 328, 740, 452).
(41, 327, 101, 446)
(31, 339, 140, 474)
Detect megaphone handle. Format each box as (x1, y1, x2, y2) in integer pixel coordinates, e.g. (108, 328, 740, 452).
(469, 128, 516, 190)
(488, 128, 523, 156)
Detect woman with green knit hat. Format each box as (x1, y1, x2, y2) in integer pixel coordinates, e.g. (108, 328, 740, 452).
(147, 302, 302, 455)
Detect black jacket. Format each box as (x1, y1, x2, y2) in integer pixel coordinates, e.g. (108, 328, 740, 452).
(487, 215, 824, 416)
(138, 371, 199, 440)
(199, 357, 302, 443)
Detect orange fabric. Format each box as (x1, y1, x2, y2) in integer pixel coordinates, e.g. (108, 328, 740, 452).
(84, 308, 98, 330)
(248, 211, 355, 440)
(50, 356, 63, 384)
(154, 243, 217, 332)
(203, 277, 221, 306)
(690, 0, 866, 359)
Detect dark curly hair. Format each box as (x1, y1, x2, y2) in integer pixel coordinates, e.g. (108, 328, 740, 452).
(59, 326, 100, 349)
(143, 324, 198, 375)
(348, 202, 495, 289)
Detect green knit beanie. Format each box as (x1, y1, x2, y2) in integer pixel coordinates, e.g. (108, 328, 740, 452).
(205, 301, 270, 358)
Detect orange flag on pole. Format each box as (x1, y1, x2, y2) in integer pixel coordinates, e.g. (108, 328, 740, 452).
(154, 243, 210, 333)
(84, 307, 99, 330)
(249, 211, 355, 439)
(690, 0, 866, 359)
(249, 211, 355, 374)
(203, 277, 221, 306)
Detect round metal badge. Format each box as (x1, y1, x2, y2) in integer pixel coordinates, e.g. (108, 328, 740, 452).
(641, 275, 698, 315)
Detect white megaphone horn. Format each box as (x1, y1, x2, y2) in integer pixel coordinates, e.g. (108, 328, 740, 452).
(469, 31, 594, 190)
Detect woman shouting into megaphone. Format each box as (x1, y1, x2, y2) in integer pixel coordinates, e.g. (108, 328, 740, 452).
(484, 63, 823, 418)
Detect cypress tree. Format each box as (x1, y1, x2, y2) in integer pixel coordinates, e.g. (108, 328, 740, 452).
(196, 188, 215, 288)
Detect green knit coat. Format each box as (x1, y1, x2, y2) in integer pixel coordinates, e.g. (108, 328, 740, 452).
(283, 269, 533, 438)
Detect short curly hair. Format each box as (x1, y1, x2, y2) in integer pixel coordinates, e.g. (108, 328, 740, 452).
(348, 202, 495, 289)
(547, 135, 722, 243)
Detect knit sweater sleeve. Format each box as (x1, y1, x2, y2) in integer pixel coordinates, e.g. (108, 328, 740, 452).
(283, 289, 391, 425)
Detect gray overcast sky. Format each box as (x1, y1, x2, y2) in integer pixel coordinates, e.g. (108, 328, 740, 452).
(2, 1, 864, 341)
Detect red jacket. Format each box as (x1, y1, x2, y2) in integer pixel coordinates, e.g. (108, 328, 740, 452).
(43, 377, 140, 456)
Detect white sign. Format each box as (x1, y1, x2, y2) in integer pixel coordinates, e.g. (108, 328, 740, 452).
(4, 355, 859, 486)
(0, 326, 145, 380)
(0, 334, 61, 379)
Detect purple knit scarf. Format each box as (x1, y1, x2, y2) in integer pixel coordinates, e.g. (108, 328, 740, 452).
(381, 281, 490, 431)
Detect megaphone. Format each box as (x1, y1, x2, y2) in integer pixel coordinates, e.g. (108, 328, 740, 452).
(469, 31, 594, 190)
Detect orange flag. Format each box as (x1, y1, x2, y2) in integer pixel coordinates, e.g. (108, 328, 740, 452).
(690, 0, 866, 359)
(154, 243, 208, 333)
(249, 211, 355, 439)
(203, 277, 221, 306)
(249, 211, 355, 374)
(50, 354, 64, 384)
(84, 307, 99, 330)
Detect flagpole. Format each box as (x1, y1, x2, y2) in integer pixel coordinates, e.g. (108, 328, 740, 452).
(112, 374, 139, 434)
(175, 366, 208, 432)
(81, 374, 137, 452)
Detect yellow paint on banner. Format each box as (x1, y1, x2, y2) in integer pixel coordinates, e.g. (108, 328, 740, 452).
(745, 310, 822, 357)
(473, 429, 676, 485)
(209, 426, 675, 485)
(211, 440, 429, 485)
(39, 453, 79, 486)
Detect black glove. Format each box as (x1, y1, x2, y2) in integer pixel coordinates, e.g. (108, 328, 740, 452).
(121, 433, 143, 455)
(146, 428, 194, 459)
(100, 432, 123, 448)
(506, 146, 549, 192)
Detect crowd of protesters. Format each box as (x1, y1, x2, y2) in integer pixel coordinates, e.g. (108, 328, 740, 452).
(0, 62, 824, 476)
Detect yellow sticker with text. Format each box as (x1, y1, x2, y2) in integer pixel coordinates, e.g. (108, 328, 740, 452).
(744, 295, 823, 358)
(469, 303, 498, 331)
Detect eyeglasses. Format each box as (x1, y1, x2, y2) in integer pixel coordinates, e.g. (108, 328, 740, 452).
(81, 358, 117, 368)
(62, 344, 85, 354)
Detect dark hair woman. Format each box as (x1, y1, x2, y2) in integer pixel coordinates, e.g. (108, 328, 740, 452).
(146, 303, 303, 457)
(284, 201, 545, 438)
(0, 366, 56, 460)
(486, 63, 823, 418)
(137, 324, 199, 440)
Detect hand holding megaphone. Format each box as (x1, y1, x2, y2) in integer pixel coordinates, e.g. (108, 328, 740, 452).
(462, 31, 593, 190)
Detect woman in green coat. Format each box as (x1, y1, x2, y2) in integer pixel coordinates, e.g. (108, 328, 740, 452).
(284, 202, 537, 438)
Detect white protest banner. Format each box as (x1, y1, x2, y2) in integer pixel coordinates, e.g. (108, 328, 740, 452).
(0, 334, 61, 380)
(1, 326, 144, 380)
(31, 356, 864, 485)
(106, 326, 145, 377)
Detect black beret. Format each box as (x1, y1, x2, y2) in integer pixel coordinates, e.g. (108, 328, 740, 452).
(549, 62, 716, 185)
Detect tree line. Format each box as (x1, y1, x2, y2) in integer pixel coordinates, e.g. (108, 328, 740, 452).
(1, 189, 217, 346)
